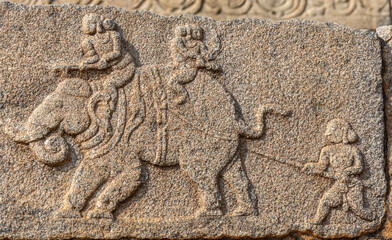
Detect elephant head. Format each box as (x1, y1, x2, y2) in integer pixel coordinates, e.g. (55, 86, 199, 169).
(3, 78, 113, 166)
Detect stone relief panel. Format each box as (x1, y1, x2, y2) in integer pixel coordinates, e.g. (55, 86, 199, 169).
(0, 2, 386, 239)
(4, 0, 392, 29)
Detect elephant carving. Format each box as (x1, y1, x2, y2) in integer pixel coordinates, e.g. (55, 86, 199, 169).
(3, 19, 292, 220)
(4, 78, 94, 165)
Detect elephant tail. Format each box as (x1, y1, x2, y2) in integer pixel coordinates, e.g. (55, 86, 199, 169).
(238, 104, 291, 139)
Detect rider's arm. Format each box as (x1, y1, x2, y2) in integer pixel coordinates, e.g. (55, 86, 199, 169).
(200, 42, 209, 57)
(344, 148, 363, 176)
(81, 39, 99, 64)
(101, 32, 121, 62)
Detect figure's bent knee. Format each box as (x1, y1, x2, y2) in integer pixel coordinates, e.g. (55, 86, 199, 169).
(321, 192, 342, 208)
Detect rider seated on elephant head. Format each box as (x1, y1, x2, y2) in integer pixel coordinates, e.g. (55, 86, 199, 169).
(79, 13, 136, 111)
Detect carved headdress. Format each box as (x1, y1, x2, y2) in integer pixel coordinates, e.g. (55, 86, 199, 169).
(326, 118, 358, 144)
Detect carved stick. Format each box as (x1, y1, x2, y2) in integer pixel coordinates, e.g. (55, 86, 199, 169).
(249, 149, 337, 180)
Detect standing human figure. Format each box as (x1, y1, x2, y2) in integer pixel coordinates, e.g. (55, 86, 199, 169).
(302, 119, 374, 224)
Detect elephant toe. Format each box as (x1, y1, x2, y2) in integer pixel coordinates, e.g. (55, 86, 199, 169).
(53, 208, 82, 219)
(195, 208, 223, 218)
(230, 205, 258, 217)
(87, 209, 114, 220)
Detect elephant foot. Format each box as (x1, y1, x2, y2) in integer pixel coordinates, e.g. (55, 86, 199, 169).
(54, 207, 82, 219)
(195, 207, 223, 218)
(87, 208, 114, 219)
(230, 204, 258, 216)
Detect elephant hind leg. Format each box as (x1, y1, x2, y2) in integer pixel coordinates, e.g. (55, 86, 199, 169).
(88, 154, 146, 219)
(193, 177, 223, 218)
(182, 164, 223, 217)
(223, 155, 258, 216)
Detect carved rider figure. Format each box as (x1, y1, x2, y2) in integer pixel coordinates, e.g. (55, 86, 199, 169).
(302, 119, 375, 224)
(79, 13, 135, 111)
(168, 25, 218, 105)
(51, 14, 143, 220)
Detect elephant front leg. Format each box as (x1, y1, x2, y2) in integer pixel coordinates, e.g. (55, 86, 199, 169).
(88, 157, 146, 219)
(55, 162, 109, 218)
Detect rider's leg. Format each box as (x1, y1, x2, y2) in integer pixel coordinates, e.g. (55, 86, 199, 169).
(104, 62, 136, 110)
(176, 67, 198, 84)
(168, 67, 197, 105)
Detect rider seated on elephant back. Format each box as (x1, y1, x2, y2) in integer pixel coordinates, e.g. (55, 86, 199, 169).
(78, 13, 135, 111)
(168, 25, 218, 105)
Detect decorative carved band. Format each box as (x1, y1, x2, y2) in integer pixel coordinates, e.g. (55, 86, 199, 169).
(7, 0, 391, 29)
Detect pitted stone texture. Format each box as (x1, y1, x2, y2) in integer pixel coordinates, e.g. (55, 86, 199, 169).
(3, 0, 392, 29)
(377, 25, 392, 231)
(0, 2, 386, 239)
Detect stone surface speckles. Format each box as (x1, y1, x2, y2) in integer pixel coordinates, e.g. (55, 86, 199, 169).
(0, 2, 387, 239)
(4, 0, 392, 29)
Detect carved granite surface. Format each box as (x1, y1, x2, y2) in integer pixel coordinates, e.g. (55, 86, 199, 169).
(377, 25, 392, 240)
(0, 2, 387, 239)
(4, 0, 392, 29)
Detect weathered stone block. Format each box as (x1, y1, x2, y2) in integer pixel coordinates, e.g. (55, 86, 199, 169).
(4, 0, 392, 29)
(0, 2, 386, 239)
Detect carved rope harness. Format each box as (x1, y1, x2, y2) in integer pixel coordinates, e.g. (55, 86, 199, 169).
(146, 67, 169, 165)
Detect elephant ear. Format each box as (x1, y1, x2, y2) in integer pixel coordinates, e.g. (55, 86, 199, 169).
(87, 91, 112, 130)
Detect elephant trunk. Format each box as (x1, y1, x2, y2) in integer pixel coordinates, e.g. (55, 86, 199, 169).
(239, 104, 291, 139)
(29, 135, 70, 166)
